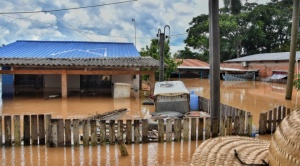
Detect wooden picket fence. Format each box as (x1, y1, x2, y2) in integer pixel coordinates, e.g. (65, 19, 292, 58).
(0, 111, 253, 147)
(259, 106, 290, 134)
(199, 96, 253, 136)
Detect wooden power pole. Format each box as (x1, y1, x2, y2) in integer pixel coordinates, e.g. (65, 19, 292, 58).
(285, 0, 300, 100)
(209, 0, 220, 137)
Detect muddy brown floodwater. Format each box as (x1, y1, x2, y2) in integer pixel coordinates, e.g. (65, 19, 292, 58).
(1, 78, 299, 165)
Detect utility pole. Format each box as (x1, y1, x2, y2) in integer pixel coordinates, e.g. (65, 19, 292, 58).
(132, 18, 136, 46)
(285, 0, 300, 100)
(209, 0, 220, 138)
(157, 25, 170, 82)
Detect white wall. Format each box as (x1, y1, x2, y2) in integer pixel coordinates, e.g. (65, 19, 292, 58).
(112, 75, 140, 90)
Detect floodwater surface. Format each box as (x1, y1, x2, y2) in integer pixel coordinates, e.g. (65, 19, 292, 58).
(1, 78, 298, 165)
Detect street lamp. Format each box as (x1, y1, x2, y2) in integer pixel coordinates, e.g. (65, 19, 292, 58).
(132, 18, 136, 46)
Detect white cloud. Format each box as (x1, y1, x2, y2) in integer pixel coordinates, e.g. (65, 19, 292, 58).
(0, 0, 269, 53)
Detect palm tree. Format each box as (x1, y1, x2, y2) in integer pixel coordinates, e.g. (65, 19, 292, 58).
(224, 0, 242, 15)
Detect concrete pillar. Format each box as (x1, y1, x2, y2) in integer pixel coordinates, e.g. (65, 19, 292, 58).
(149, 71, 155, 94)
(61, 69, 67, 98)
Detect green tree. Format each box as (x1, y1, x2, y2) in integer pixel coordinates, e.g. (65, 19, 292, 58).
(140, 39, 180, 81)
(185, 1, 294, 61)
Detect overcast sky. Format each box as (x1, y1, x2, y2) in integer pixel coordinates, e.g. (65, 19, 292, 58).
(0, 0, 269, 54)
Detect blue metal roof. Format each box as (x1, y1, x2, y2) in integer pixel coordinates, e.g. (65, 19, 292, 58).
(0, 40, 140, 58)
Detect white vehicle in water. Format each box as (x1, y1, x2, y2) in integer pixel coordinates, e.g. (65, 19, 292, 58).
(153, 81, 190, 114)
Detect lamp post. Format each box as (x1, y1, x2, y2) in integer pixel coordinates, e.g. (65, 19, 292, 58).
(132, 18, 136, 46)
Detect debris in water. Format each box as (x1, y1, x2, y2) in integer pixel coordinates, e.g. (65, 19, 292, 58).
(86, 108, 128, 120)
(45, 95, 61, 100)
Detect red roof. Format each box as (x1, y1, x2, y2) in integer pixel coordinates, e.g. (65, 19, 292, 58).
(176, 59, 209, 68)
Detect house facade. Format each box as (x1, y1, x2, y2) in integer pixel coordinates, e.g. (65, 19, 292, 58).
(0, 40, 159, 98)
(221, 52, 300, 78)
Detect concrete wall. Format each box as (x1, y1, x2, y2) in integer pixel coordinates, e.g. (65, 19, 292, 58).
(44, 75, 80, 89)
(221, 61, 299, 78)
(111, 75, 140, 90)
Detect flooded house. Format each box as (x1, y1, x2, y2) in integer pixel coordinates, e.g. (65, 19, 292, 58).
(0, 40, 159, 98)
(171, 59, 210, 78)
(221, 51, 300, 82)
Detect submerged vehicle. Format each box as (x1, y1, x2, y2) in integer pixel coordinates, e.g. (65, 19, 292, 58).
(153, 81, 190, 114)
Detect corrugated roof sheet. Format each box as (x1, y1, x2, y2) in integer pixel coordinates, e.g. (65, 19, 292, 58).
(224, 51, 300, 62)
(175, 59, 209, 69)
(0, 57, 159, 68)
(0, 40, 160, 68)
(0, 40, 140, 58)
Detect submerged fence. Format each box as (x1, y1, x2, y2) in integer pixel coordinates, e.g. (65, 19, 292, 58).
(259, 106, 290, 134)
(0, 111, 253, 147)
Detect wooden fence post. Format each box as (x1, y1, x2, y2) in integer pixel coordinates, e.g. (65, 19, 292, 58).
(31, 115, 38, 145)
(142, 119, 148, 143)
(272, 107, 277, 133)
(90, 120, 97, 146)
(65, 119, 71, 147)
(23, 115, 30, 146)
(109, 120, 116, 145)
(166, 119, 172, 142)
(205, 117, 211, 140)
(278, 106, 282, 125)
(82, 120, 89, 146)
(282, 106, 287, 119)
(38, 115, 45, 145)
(239, 111, 245, 135)
(49, 119, 58, 147)
(126, 120, 132, 144)
(100, 120, 106, 146)
(198, 118, 204, 140)
(57, 119, 64, 147)
(13, 115, 21, 146)
(117, 136, 129, 156)
(191, 118, 197, 140)
(118, 120, 124, 142)
(4, 116, 12, 147)
(259, 112, 267, 135)
(45, 114, 51, 146)
(72, 119, 80, 146)
(233, 115, 239, 135)
(0, 116, 2, 145)
(268, 110, 272, 134)
(247, 115, 253, 137)
(158, 119, 164, 143)
(220, 116, 226, 136)
(174, 119, 182, 142)
(226, 116, 232, 136)
(183, 118, 189, 141)
(134, 120, 140, 144)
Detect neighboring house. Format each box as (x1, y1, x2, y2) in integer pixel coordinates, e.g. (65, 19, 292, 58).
(222, 52, 300, 79)
(171, 59, 210, 78)
(0, 40, 159, 97)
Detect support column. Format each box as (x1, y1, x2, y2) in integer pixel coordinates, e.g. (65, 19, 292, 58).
(149, 71, 155, 95)
(61, 69, 67, 98)
(285, 0, 300, 100)
(209, 0, 220, 138)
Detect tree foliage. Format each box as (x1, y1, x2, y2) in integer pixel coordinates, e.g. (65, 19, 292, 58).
(140, 39, 180, 81)
(183, 1, 295, 62)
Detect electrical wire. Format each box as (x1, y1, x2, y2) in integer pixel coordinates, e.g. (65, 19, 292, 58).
(0, 13, 187, 40)
(0, 0, 138, 14)
(53, 14, 93, 41)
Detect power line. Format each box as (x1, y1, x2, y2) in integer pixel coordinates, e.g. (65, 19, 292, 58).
(53, 14, 93, 41)
(0, 12, 188, 41)
(0, 0, 138, 14)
